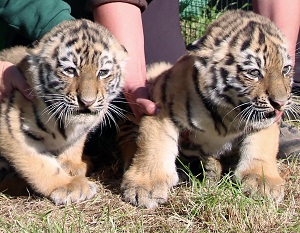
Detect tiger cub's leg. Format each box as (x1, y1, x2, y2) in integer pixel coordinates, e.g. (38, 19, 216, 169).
(121, 115, 179, 209)
(235, 123, 285, 202)
(58, 137, 94, 176)
(1, 138, 97, 204)
(117, 115, 139, 171)
(0, 158, 30, 196)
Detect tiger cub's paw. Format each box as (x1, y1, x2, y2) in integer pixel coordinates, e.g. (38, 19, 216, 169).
(50, 176, 97, 205)
(121, 168, 179, 209)
(59, 155, 93, 176)
(240, 174, 285, 203)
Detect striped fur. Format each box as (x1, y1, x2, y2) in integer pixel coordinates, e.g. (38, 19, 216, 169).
(120, 10, 298, 208)
(0, 19, 127, 204)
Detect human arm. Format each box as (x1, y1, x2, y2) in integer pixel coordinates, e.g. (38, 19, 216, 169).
(92, 2, 158, 120)
(253, 0, 300, 65)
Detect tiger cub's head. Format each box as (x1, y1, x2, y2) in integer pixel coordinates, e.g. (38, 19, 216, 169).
(28, 19, 127, 123)
(190, 10, 295, 130)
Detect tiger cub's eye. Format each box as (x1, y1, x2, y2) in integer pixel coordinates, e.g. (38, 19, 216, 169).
(247, 69, 261, 79)
(282, 65, 292, 76)
(63, 67, 77, 77)
(97, 69, 111, 79)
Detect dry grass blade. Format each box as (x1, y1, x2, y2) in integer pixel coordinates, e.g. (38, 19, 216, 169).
(0, 149, 299, 232)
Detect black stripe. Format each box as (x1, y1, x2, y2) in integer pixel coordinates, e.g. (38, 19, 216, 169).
(23, 130, 44, 141)
(258, 29, 265, 45)
(19, 111, 44, 141)
(5, 92, 15, 136)
(241, 39, 251, 51)
(214, 37, 222, 46)
(80, 46, 89, 66)
(76, 47, 82, 55)
(218, 68, 237, 106)
(201, 93, 227, 135)
(32, 105, 49, 133)
(186, 94, 205, 132)
(38, 63, 45, 86)
(82, 20, 88, 29)
(196, 56, 208, 67)
(225, 53, 235, 65)
(57, 121, 67, 140)
(66, 38, 78, 48)
(60, 34, 65, 43)
(89, 27, 100, 37)
(51, 47, 59, 60)
(91, 51, 98, 65)
(82, 32, 87, 41)
(192, 66, 202, 99)
(169, 100, 181, 129)
(101, 41, 109, 50)
(71, 27, 81, 36)
(161, 71, 171, 105)
(220, 67, 229, 79)
(229, 21, 258, 47)
(90, 35, 97, 44)
(192, 67, 227, 135)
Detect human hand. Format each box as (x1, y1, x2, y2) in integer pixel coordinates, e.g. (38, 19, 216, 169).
(123, 56, 158, 120)
(124, 84, 158, 121)
(0, 61, 33, 101)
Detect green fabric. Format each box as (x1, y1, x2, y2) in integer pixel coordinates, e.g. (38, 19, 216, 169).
(0, 20, 6, 50)
(0, 0, 76, 49)
(0, 0, 88, 50)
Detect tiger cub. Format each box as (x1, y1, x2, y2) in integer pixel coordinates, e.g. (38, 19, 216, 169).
(121, 10, 297, 208)
(0, 19, 127, 204)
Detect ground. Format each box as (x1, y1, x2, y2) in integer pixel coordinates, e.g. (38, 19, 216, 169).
(0, 145, 299, 232)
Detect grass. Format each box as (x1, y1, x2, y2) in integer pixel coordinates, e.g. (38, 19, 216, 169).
(0, 149, 299, 232)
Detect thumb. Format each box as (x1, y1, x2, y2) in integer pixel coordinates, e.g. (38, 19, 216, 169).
(136, 98, 158, 116)
(13, 80, 34, 101)
(8, 66, 34, 101)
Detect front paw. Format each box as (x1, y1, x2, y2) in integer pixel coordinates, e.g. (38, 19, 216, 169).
(121, 169, 179, 209)
(59, 156, 93, 176)
(240, 174, 285, 203)
(50, 176, 97, 204)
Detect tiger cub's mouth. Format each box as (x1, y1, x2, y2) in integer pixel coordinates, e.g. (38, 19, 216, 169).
(75, 108, 104, 115)
(78, 108, 93, 114)
(274, 110, 283, 122)
(262, 109, 283, 122)
(75, 103, 109, 115)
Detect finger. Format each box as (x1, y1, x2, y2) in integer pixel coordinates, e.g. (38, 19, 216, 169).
(6, 66, 34, 100)
(136, 98, 158, 116)
(133, 87, 158, 115)
(14, 80, 35, 100)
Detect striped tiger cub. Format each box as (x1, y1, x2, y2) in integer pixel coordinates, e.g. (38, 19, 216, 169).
(121, 10, 298, 208)
(0, 19, 127, 204)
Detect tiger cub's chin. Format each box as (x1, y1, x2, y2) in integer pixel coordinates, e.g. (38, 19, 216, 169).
(0, 19, 127, 204)
(120, 10, 297, 208)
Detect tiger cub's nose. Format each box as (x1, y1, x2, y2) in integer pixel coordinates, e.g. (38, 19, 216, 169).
(79, 98, 96, 108)
(269, 97, 287, 111)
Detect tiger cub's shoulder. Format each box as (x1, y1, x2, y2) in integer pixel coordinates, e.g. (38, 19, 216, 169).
(146, 62, 172, 82)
